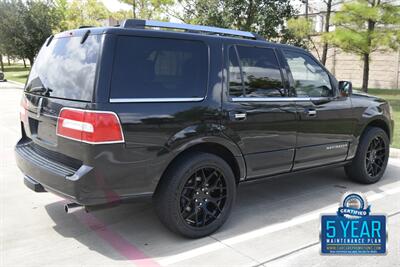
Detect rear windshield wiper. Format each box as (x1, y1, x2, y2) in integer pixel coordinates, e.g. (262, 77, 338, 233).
(29, 86, 53, 96)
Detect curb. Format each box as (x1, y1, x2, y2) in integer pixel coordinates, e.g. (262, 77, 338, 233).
(6, 80, 24, 88)
(390, 147, 400, 159)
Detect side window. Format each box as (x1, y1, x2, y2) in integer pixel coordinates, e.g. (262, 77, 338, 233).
(284, 50, 333, 97)
(111, 36, 208, 99)
(228, 45, 285, 98)
(228, 47, 244, 97)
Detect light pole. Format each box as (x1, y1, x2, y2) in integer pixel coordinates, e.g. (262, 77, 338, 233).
(301, 0, 309, 19)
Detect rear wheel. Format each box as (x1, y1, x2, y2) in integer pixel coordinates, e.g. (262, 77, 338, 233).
(345, 127, 389, 184)
(154, 152, 236, 238)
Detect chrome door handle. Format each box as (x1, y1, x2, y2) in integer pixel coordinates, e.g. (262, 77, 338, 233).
(229, 111, 247, 121)
(234, 113, 247, 119)
(306, 109, 317, 117)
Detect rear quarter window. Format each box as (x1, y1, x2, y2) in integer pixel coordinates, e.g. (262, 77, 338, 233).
(110, 36, 208, 100)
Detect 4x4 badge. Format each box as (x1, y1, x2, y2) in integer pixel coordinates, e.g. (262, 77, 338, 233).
(37, 97, 43, 118)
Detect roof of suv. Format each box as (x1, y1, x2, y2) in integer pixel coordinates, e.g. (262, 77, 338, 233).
(53, 19, 305, 53)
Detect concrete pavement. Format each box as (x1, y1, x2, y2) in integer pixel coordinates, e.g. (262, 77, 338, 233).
(1, 81, 399, 267)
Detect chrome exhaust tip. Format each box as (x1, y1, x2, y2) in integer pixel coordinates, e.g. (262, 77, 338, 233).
(64, 202, 82, 213)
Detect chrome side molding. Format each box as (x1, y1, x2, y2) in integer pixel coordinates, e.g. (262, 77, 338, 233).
(109, 97, 205, 103)
(231, 97, 334, 102)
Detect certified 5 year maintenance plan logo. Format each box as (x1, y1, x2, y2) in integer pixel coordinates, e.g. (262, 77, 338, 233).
(320, 192, 387, 255)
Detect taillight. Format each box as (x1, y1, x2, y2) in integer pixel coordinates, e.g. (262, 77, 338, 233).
(56, 108, 124, 144)
(20, 98, 28, 122)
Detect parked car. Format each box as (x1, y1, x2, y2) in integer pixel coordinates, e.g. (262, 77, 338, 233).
(15, 20, 394, 238)
(0, 71, 6, 81)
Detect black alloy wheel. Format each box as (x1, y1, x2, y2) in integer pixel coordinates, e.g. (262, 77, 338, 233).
(365, 136, 386, 178)
(345, 127, 389, 184)
(180, 167, 227, 227)
(154, 152, 236, 238)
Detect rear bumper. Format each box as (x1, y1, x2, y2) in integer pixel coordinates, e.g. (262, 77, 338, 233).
(14, 140, 120, 206)
(24, 175, 46, 192)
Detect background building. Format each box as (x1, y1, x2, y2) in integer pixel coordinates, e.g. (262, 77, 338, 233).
(295, 0, 400, 89)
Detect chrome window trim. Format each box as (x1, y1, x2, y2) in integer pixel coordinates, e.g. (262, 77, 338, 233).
(231, 97, 334, 102)
(109, 97, 205, 103)
(232, 97, 308, 102)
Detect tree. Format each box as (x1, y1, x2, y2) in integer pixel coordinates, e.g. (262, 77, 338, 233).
(0, 0, 21, 63)
(119, 0, 174, 20)
(53, 0, 69, 31)
(0, 53, 4, 72)
(321, 0, 344, 66)
(111, 9, 133, 23)
(321, 0, 333, 65)
(169, 0, 296, 41)
(0, 0, 60, 66)
(286, 17, 321, 59)
(58, 0, 110, 30)
(325, 0, 400, 92)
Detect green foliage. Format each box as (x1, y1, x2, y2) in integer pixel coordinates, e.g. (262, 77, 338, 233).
(0, 0, 60, 64)
(2, 63, 30, 84)
(174, 0, 296, 41)
(56, 0, 110, 30)
(53, 0, 69, 31)
(111, 9, 133, 22)
(285, 17, 314, 48)
(325, 0, 400, 91)
(324, 0, 400, 55)
(119, 0, 174, 20)
(287, 17, 313, 39)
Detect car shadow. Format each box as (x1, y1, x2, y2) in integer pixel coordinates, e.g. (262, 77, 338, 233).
(44, 161, 400, 262)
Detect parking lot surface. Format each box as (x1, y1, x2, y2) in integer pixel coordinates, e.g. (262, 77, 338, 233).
(1, 81, 399, 267)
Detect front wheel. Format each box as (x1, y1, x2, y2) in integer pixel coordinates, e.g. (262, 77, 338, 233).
(345, 127, 389, 184)
(154, 152, 236, 238)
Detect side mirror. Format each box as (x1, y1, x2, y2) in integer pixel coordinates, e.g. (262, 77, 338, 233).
(338, 81, 352, 97)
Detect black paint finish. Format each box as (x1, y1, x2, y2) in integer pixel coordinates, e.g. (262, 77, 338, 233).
(15, 27, 394, 206)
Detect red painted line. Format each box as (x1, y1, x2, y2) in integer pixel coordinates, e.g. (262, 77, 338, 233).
(58, 199, 160, 267)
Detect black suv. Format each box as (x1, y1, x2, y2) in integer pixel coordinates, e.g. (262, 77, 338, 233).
(15, 20, 394, 238)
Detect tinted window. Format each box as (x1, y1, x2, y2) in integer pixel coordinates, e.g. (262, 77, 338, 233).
(284, 50, 333, 97)
(229, 46, 284, 98)
(26, 35, 101, 101)
(111, 36, 208, 99)
(228, 47, 243, 97)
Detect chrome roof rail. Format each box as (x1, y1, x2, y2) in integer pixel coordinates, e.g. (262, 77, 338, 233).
(120, 19, 265, 41)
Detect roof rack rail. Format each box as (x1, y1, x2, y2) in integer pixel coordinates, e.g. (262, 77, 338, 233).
(79, 25, 94, 29)
(120, 19, 265, 41)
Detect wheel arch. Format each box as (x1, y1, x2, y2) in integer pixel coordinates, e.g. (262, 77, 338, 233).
(361, 117, 391, 142)
(155, 138, 246, 193)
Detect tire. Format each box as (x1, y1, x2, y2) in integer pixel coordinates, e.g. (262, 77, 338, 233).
(345, 127, 390, 184)
(154, 152, 236, 238)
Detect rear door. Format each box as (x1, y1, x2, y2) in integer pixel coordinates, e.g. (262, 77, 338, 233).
(21, 33, 101, 157)
(222, 44, 297, 179)
(282, 49, 354, 170)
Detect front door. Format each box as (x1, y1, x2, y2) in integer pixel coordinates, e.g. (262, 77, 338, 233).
(282, 49, 354, 170)
(222, 44, 297, 179)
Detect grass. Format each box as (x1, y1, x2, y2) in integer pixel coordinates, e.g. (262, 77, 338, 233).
(367, 89, 400, 148)
(2, 64, 30, 84)
(2, 63, 398, 147)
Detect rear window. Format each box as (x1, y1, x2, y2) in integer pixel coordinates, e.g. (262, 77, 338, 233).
(110, 36, 208, 100)
(25, 35, 101, 101)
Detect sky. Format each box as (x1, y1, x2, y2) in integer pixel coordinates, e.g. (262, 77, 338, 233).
(100, 0, 131, 12)
(100, 0, 310, 14)
(99, 0, 400, 20)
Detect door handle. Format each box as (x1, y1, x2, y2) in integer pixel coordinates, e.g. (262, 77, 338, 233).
(229, 111, 247, 121)
(234, 113, 247, 119)
(306, 109, 317, 117)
